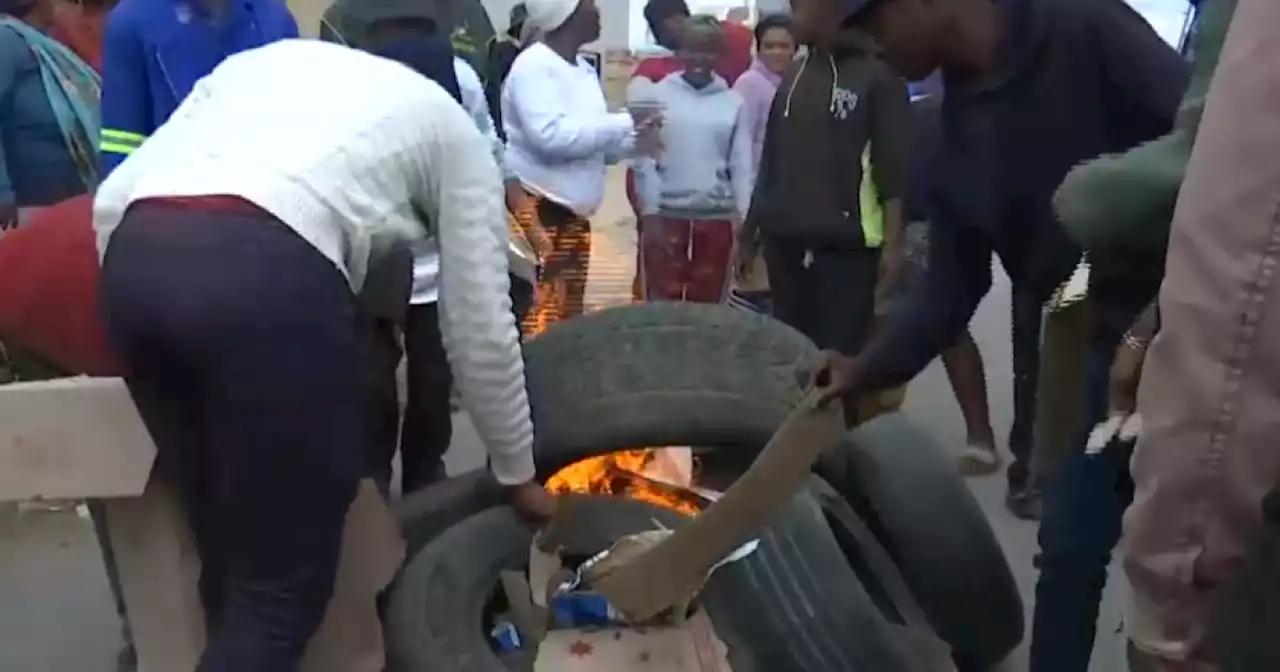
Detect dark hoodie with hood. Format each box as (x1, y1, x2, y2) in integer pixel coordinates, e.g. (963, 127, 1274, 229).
(848, 0, 1188, 394)
(745, 25, 910, 248)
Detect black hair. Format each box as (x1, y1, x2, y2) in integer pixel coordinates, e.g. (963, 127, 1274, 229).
(506, 2, 527, 39)
(753, 13, 793, 47)
(644, 0, 690, 45)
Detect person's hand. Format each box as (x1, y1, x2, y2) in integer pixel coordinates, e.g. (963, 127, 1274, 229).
(634, 115, 664, 158)
(1085, 335, 1149, 454)
(525, 220, 554, 261)
(508, 480, 558, 524)
(1108, 335, 1149, 416)
(504, 181, 526, 215)
(806, 349, 859, 408)
(0, 204, 18, 231)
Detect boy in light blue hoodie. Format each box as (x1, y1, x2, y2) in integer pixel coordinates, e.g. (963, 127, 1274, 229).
(629, 15, 753, 303)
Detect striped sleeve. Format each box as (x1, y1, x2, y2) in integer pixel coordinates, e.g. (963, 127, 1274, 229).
(98, 9, 153, 174)
(99, 128, 147, 158)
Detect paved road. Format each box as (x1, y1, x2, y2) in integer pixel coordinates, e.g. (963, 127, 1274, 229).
(0, 170, 1128, 670)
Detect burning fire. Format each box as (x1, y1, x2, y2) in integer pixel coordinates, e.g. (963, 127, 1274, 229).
(545, 448, 705, 516)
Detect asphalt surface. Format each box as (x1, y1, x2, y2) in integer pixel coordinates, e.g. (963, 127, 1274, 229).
(0, 171, 1127, 671)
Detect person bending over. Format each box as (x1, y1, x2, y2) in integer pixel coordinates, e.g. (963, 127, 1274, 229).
(808, 0, 1187, 522)
(92, 39, 552, 670)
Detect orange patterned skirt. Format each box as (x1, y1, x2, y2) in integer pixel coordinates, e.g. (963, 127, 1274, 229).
(509, 188, 592, 336)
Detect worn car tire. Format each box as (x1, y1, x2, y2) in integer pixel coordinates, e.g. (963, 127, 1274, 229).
(394, 469, 504, 562)
(808, 478, 931, 628)
(814, 412, 1025, 668)
(704, 482, 930, 672)
(387, 491, 929, 672)
(521, 303, 817, 478)
(394, 303, 817, 557)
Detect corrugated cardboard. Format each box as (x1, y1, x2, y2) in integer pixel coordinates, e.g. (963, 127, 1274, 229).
(592, 390, 845, 622)
(534, 610, 731, 672)
(0, 376, 403, 672)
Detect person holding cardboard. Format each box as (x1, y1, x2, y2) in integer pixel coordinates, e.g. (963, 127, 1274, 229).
(806, 0, 1188, 521)
(92, 39, 553, 669)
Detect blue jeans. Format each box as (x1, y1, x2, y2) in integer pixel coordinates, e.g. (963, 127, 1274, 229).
(1028, 345, 1135, 672)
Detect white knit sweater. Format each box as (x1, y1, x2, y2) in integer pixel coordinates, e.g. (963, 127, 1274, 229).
(92, 40, 536, 485)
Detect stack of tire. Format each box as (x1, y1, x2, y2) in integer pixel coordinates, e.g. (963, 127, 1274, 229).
(387, 304, 1024, 672)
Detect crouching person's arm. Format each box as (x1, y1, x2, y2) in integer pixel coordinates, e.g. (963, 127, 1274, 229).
(415, 98, 554, 521)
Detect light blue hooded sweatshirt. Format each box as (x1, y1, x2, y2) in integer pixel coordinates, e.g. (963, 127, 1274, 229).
(629, 71, 754, 220)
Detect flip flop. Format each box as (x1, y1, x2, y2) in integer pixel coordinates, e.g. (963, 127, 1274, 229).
(957, 445, 1002, 476)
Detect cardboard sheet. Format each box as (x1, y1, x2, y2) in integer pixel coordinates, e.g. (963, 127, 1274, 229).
(591, 390, 845, 622)
(534, 610, 731, 672)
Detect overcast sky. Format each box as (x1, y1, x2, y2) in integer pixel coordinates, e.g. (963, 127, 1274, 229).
(1127, 0, 1194, 46)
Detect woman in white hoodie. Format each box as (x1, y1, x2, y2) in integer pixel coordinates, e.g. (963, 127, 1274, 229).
(502, 0, 659, 332)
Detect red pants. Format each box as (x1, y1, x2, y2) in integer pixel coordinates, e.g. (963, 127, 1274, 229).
(638, 216, 734, 303)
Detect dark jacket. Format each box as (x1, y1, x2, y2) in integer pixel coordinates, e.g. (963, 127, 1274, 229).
(853, 0, 1189, 392)
(906, 92, 942, 223)
(746, 28, 909, 248)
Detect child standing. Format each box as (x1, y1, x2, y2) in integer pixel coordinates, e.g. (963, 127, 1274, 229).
(630, 16, 753, 303)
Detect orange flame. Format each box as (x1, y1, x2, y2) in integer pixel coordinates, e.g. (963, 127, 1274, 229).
(540, 450, 706, 514)
(545, 449, 704, 516)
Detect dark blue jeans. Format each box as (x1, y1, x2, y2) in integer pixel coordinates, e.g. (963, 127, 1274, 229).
(1029, 345, 1135, 672)
(102, 204, 363, 672)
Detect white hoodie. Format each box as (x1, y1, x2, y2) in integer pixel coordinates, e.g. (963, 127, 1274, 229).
(92, 40, 535, 485)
